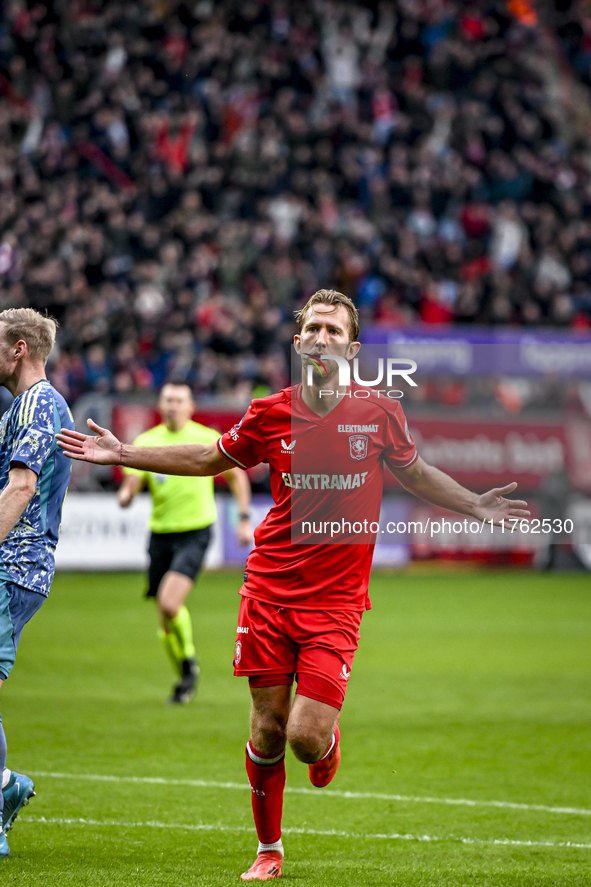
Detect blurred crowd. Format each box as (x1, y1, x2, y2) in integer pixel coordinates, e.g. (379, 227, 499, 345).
(1, 0, 591, 407)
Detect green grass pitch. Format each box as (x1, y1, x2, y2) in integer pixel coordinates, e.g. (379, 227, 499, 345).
(2, 568, 590, 886)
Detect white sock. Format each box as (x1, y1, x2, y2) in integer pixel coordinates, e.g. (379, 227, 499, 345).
(258, 839, 284, 857)
(2, 768, 11, 789)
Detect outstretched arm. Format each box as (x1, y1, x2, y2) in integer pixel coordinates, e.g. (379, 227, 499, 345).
(390, 455, 530, 526)
(57, 419, 235, 477)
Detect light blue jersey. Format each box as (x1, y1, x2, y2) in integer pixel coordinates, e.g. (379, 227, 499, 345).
(0, 380, 74, 596)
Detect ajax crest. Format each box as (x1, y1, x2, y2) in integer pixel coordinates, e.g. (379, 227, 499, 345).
(348, 434, 368, 461)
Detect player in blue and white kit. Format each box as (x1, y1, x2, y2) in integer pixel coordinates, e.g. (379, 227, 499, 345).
(0, 308, 74, 858)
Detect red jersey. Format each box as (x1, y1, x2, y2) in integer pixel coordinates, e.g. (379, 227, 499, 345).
(217, 384, 417, 611)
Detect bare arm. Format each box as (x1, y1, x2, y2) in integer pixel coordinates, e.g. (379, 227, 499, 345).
(390, 455, 530, 526)
(222, 467, 253, 546)
(57, 419, 235, 476)
(118, 473, 144, 508)
(0, 464, 37, 544)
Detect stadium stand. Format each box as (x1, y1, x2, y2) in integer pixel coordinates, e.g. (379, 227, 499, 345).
(0, 0, 591, 411)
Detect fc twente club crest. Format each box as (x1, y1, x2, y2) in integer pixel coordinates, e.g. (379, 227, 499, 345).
(349, 434, 368, 460)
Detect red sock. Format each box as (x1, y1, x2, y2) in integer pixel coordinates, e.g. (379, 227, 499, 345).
(245, 741, 286, 846)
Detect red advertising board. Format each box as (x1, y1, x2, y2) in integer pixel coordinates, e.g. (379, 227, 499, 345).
(111, 404, 591, 494)
(111, 404, 242, 442)
(111, 403, 266, 485)
(390, 416, 591, 494)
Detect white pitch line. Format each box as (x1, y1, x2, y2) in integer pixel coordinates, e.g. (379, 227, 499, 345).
(19, 816, 591, 851)
(33, 771, 591, 818)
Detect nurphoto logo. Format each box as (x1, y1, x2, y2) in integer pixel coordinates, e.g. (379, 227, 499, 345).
(302, 353, 418, 398)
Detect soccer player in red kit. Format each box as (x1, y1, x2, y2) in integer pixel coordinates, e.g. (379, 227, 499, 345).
(57, 290, 529, 881)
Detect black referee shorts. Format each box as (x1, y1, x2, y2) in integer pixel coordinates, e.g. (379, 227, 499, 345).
(146, 526, 212, 598)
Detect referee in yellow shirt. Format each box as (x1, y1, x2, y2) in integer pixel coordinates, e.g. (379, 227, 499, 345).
(118, 382, 252, 703)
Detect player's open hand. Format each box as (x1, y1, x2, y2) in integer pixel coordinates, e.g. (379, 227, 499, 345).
(472, 483, 530, 527)
(56, 419, 123, 465)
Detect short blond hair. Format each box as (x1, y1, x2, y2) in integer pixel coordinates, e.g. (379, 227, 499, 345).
(295, 289, 360, 342)
(0, 308, 58, 363)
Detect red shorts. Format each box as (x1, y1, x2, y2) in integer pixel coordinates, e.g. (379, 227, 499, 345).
(233, 596, 363, 710)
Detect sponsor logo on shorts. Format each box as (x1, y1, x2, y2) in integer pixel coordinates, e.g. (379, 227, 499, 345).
(237, 626, 249, 634)
(235, 639, 242, 664)
(341, 663, 351, 681)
